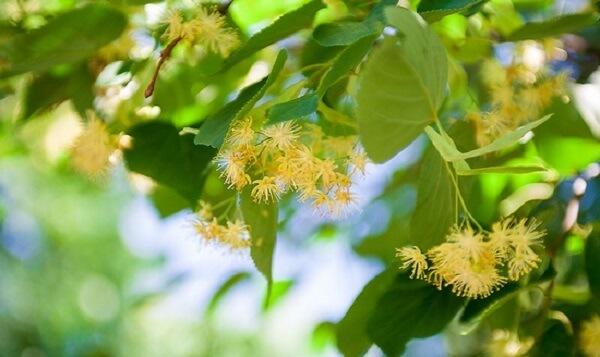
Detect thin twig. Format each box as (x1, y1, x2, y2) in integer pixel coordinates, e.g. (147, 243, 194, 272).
(144, 36, 182, 98)
(144, 0, 235, 98)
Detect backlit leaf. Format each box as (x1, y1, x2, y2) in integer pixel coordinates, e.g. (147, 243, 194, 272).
(356, 7, 447, 162)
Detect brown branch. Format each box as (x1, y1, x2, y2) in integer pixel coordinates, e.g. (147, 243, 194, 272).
(144, 0, 235, 98)
(144, 36, 182, 98)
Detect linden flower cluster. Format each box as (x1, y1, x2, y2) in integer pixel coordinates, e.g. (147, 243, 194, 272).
(71, 119, 115, 177)
(164, 7, 239, 57)
(215, 118, 367, 218)
(469, 58, 567, 147)
(580, 315, 600, 357)
(396, 218, 545, 299)
(192, 201, 251, 250)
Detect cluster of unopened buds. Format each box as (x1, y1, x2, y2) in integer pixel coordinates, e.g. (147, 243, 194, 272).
(397, 218, 545, 299)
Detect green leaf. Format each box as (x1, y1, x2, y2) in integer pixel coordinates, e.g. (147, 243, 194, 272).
(457, 115, 552, 160)
(267, 93, 319, 124)
(313, 22, 378, 47)
(356, 7, 448, 162)
(240, 189, 278, 287)
(336, 269, 396, 357)
(506, 13, 598, 41)
(585, 231, 600, 302)
(459, 283, 520, 330)
(23, 65, 94, 119)
(195, 50, 287, 148)
(264, 279, 295, 310)
(431, 115, 552, 162)
(455, 164, 548, 175)
(317, 35, 375, 97)
(418, 0, 486, 22)
(366, 273, 464, 356)
(424, 125, 463, 162)
(206, 272, 252, 315)
(124, 121, 216, 204)
(410, 147, 456, 250)
(221, 0, 325, 70)
(0, 4, 127, 78)
(311, 0, 394, 47)
(531, 320, 575, 357)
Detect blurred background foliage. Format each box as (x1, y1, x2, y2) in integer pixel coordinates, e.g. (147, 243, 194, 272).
(0, 0, 599, 356)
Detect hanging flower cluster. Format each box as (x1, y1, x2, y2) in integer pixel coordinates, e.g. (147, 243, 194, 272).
(164, 7, 239, 57)
(71, 118, 116, 177)
(192, 200, 251, 250)
(215, 118, 367, 218)
(469, 57, 567, 147)
(396, 218, 545, 299)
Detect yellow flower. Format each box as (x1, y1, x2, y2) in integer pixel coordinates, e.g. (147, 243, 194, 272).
(507, 219, 544, 281)
(227, 117, 255, 146)
(251, 176, 282, 203)
(349, 150, 368, 175)
(163, 11, 201, 42)
(327, 189, 357, 218)
(194, 7, 239, 57)
(197, 200, 213, 221)
(262, 121, 301, 151)
(489, 218, 545, 281)
(396, 246, 428, 279)
(215, 149, 251, 190)
(163, 8, 239, 56)
(490, 84, 514, 108)
(71, 118, 114, 177)
(323, 136, 356, 156)
(193, 215, 251, 250)
(222, 220, 251, 249)
(315, 158, 338, 189)
(428, 225, 506, 298)
(195, 218, 226, 242)
(580, 315, 600, 357)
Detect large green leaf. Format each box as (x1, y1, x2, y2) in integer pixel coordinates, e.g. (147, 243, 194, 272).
(317, 35, 376, 97)
(205, 272, 252, 315)
(195, 50, 287, 148)
(23, 65, 94, 119)
(123, 121, 216, 204)
(267, 93, 319, 124)
(459, 283, 520, 330)
(356, 7, 448, 163)
(366, 273, 464, 356)
(0, 4, 127, 78)
(311, 0, 394, 47)
(313, 22, 378, 47)
(507, 13, 598, 41)
(585, 231, 600, 303)
(409, 147, 456, 250)
(240, 189, 279, 286)
(418, 0, 486, 22)
(531, 320, 575, 357)
(221, 0, 325, 70)
(336, 269, 396, 357)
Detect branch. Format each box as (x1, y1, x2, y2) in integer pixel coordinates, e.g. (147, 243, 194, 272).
(144, 0, 235, 98)
(144, 36, 182, 98)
